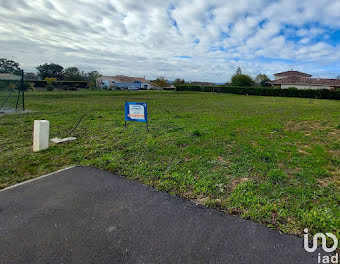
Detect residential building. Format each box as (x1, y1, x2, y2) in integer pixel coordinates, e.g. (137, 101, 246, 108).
(273, 71, 312, 80)
(96, 75, 151, 90)
(270, 71, 340, 90)
(0, 73, 21, 80)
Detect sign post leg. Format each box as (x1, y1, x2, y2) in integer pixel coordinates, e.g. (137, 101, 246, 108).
(21, 70, 25, 111)
(15, 88, 21, 110)
(146, 121, 149, 132)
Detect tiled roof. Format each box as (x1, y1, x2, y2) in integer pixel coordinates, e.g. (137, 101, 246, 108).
(0, 73, 21, 80)
(274, 71, 312, 77)
(271, 76, 340, 86)
(112, 75, 150, 84)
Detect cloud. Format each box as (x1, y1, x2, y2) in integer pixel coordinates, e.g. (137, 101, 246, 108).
(0, 0, 339, 82)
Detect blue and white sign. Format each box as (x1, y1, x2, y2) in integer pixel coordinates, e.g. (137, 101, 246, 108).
(125, 102, 148, 123)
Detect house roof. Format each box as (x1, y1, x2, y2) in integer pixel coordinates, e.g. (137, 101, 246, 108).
(0, 73, 21, 80)
(274, 71, 312, 77)
(99, 75, 151, 84)
(271, 76, 340, 86)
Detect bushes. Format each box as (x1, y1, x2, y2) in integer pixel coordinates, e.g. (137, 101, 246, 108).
(61, 85, 77, 91)
(175, 85, 340, 100)
(28, 80, 88, 88)
(46, 84, 55, 91)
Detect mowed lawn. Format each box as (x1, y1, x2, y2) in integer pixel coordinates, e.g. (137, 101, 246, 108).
(1, 90, 339, 239)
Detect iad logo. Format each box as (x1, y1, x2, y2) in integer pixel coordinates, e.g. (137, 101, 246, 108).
(304, 228, 339, 264)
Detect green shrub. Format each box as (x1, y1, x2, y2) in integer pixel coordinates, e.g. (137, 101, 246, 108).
(192, 129, 202, 137)
(46, 84, 55, 91)
(0, 81, 6, 90)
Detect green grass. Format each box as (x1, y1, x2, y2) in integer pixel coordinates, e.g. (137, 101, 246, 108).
(1, 90, 339, 241)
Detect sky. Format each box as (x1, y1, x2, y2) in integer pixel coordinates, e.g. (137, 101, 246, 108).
(0, 0, 339, 82)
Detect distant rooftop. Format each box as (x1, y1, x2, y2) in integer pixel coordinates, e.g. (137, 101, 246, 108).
(0, 73, 21, 80)
(271, 76, 340, 86)
(99, 75, 150, 84)
(273, 71, 312, 77)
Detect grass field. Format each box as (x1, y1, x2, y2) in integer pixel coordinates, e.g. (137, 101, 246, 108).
(1, 90, 339, 240)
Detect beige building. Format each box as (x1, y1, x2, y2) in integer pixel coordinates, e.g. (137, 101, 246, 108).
(0, 73, 21, 80)
(270, 71, 340, 90)
(96, 75, 151, 90)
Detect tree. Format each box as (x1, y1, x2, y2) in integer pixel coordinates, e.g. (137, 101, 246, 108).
(64, 67, 83, 81)
(236, 67, 242, 75)
(24, 72, 39, 80)
(0, 58, 21, 75)
(85, 71, 101, 82)
(36, 63, 64, 80)
(174, 78, 185, 85)
(152, 77, 168, 88)
(231, 74, 254, 86)
(84, 71, 102, 89)
(255, 74, 271, 87)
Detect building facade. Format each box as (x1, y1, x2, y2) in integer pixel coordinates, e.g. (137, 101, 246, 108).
(270, 71, 340, 90)
(96, 75, 151, 90)
(0, 73, 21, 80)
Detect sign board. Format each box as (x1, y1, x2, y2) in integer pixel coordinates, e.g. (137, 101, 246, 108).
(125, 102, 148, 122)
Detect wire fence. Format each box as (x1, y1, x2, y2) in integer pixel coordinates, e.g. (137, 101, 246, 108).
(0, 72, 25, 111)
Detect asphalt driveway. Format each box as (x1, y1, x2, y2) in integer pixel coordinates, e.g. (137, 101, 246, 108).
(0, 166, 324, 263)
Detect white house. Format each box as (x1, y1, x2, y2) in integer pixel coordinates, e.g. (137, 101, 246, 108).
(0, 73, 21, 80)
(270, 71, 340, 90)
(96, 75, 151, 90)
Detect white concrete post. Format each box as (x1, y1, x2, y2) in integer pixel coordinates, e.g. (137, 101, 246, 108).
(33, 120, 49, 152)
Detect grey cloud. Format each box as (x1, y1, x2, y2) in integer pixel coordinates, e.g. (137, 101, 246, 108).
(44, 1, 56, 10)
(0, 0, 339, 82)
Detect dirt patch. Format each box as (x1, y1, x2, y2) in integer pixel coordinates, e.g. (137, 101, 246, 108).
(297, 148, 309, 155)
(217, 156, 231, 166)
(317, 179, 330, 187)
(230, 177, 249, 191)
(285, 120, 324, 132)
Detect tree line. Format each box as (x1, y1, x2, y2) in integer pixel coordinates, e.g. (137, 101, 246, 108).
(0, 58, 101, 82)
(151, 68, 270, 88)
(1, 58, 270, 87)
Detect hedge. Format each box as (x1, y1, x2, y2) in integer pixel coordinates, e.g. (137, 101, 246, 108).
(0, 80, 88, 89)
(176, 85, 340, 100)
(27, 80, 88, 88)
